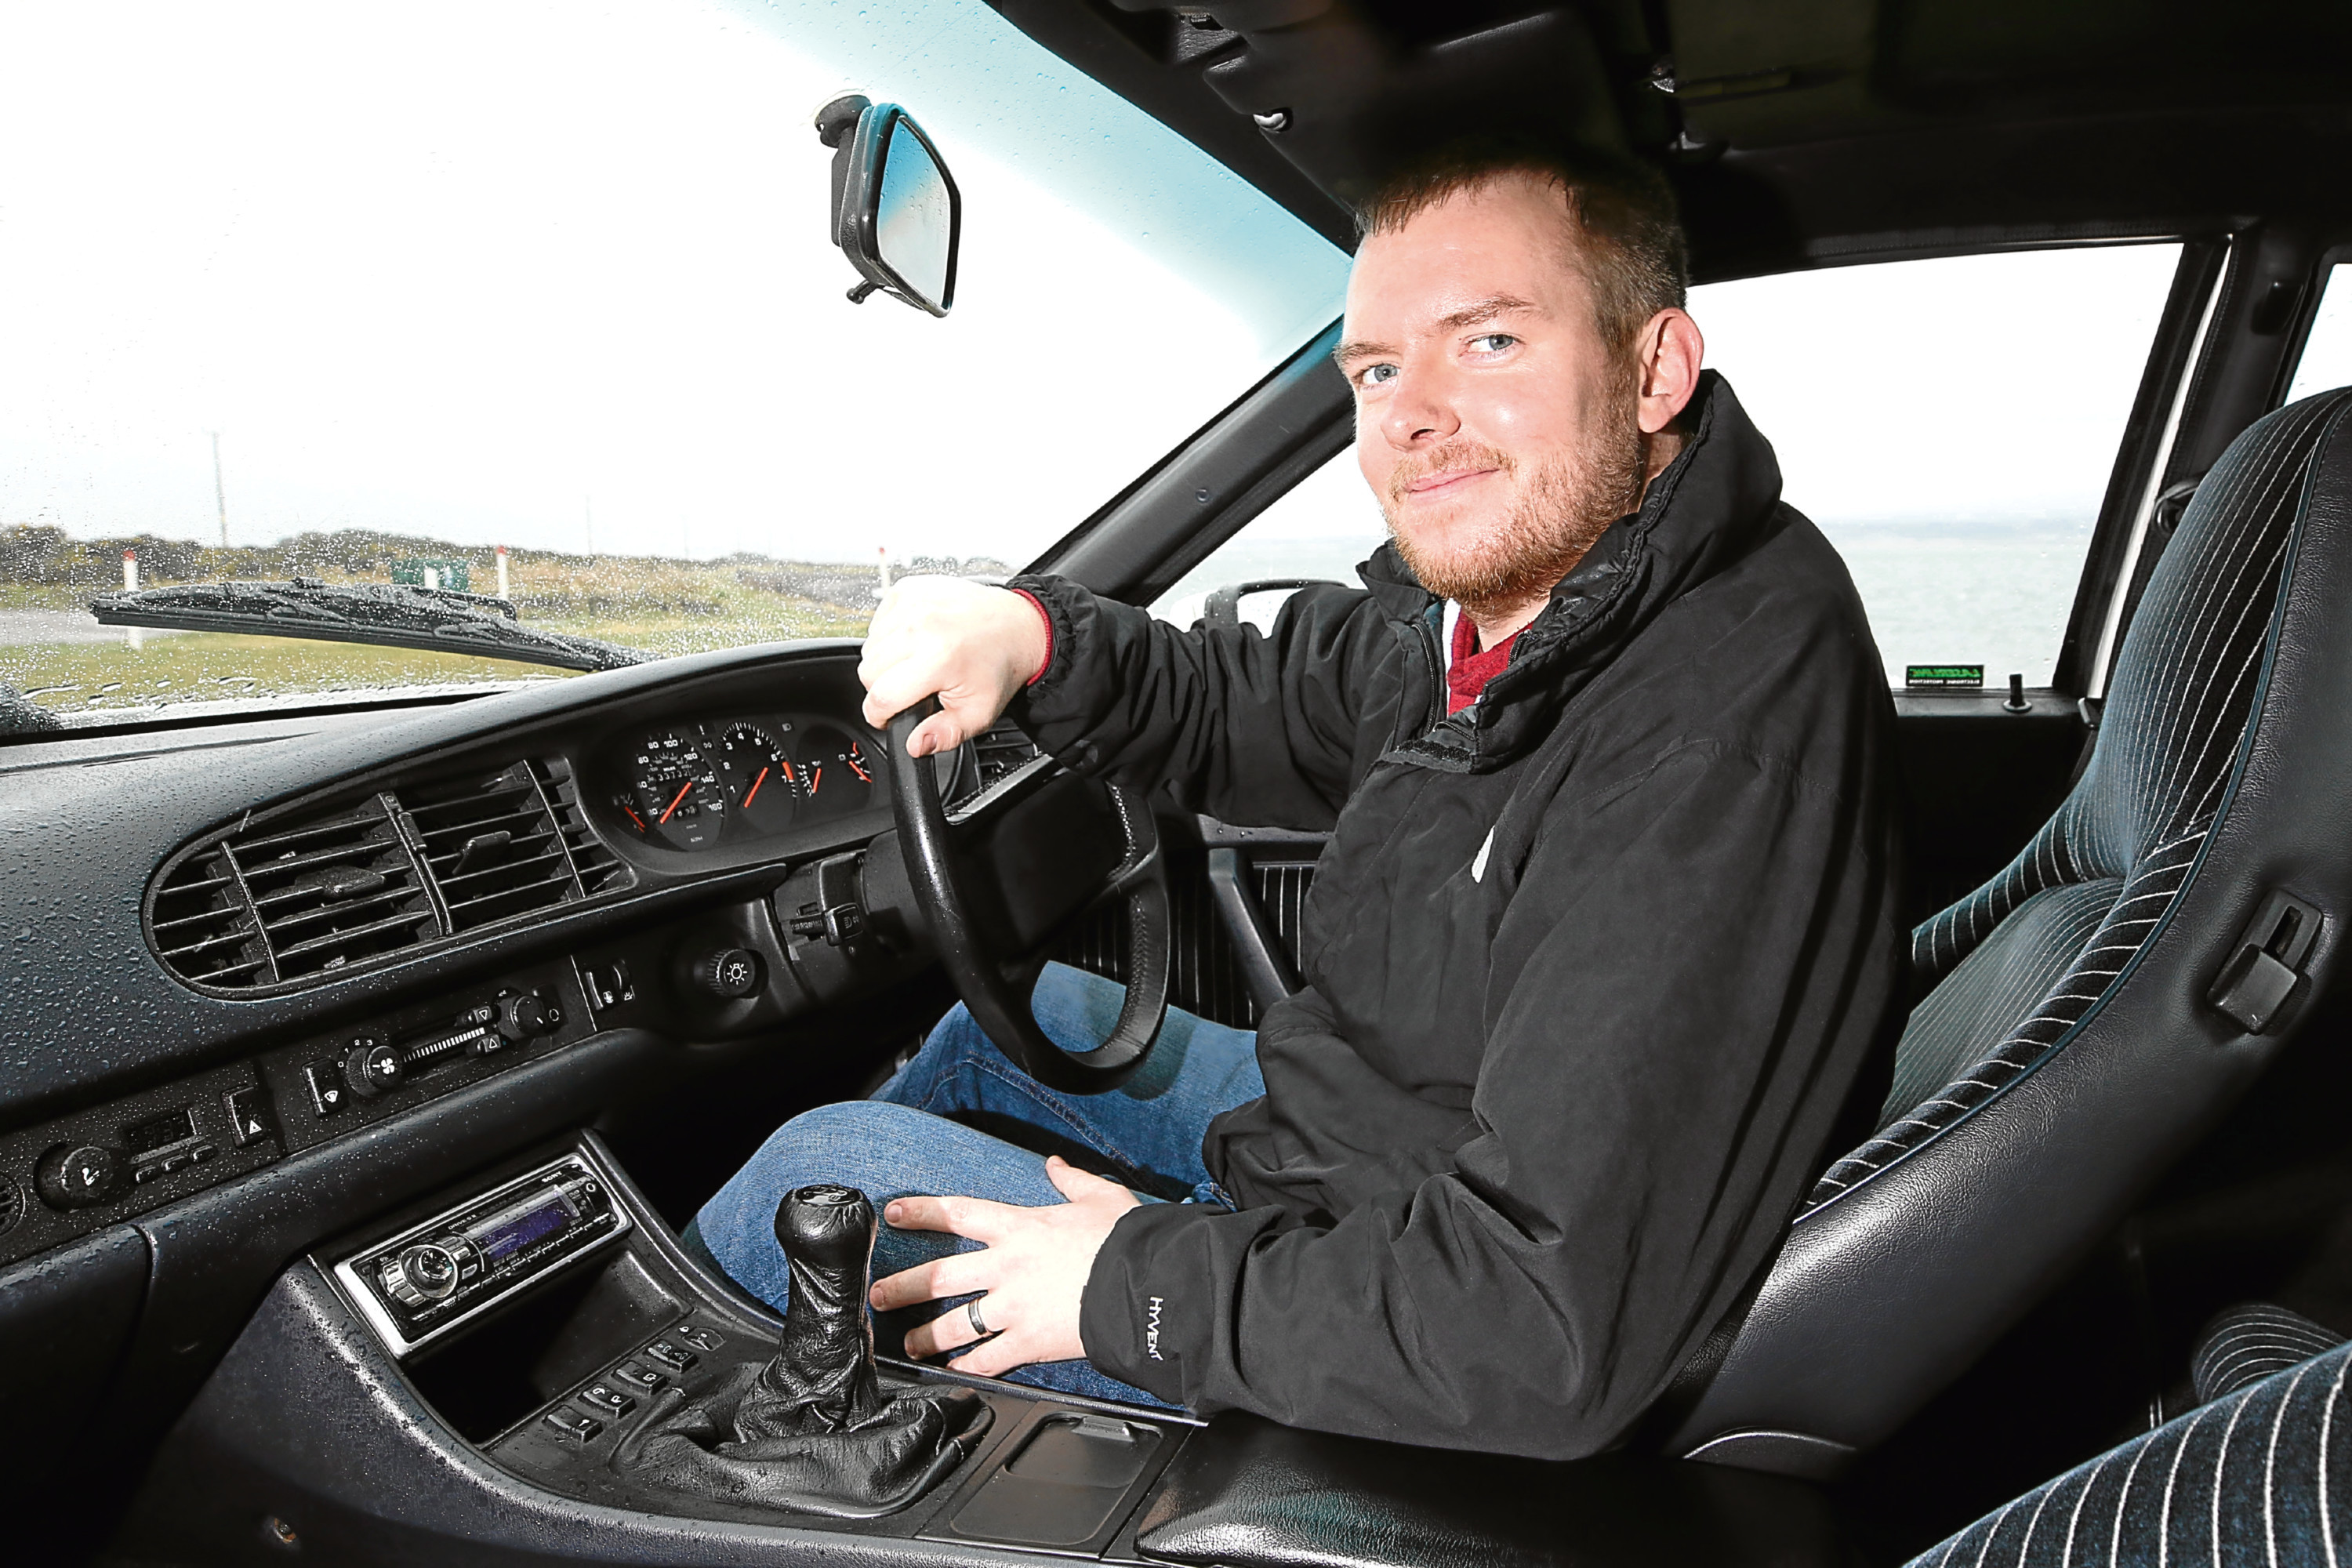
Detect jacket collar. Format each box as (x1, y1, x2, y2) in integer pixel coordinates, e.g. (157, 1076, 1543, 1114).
(1356, 372, 1786, 771)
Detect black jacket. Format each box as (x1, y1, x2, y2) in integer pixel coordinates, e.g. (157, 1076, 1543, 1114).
(1010, 374, 1904, 1458)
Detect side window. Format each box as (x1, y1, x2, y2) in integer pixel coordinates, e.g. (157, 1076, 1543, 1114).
(1690, 244, 2182, 688)
(2286, 263, 2351, 405)
(1156, 245, 2181, 684)
(1150, 448, 1385, 632)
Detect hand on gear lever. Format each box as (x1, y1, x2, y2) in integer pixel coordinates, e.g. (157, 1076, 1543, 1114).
(615, 1183, 993, 1519)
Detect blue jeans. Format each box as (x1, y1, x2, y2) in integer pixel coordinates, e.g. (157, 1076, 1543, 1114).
(695, 962, 1265, 1407)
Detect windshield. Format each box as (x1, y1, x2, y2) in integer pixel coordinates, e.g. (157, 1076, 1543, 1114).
(0, 0, 1348, 727)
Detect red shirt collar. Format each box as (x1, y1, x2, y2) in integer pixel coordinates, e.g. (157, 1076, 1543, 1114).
(1446, 609, 1520, 714)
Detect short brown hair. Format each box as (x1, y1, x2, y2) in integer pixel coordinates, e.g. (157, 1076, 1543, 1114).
(1355, 141, 1689, 352)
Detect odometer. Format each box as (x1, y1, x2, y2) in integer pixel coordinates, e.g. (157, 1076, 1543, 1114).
(627, 729, 727, 849)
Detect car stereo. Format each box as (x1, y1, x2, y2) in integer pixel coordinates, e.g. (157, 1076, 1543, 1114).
(332, 1151, 630, 1357)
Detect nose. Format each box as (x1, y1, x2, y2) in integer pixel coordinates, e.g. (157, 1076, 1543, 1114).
(1378, 365, 1459, 450)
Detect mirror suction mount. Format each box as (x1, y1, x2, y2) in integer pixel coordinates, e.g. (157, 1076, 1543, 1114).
(814, 93, 960, 318)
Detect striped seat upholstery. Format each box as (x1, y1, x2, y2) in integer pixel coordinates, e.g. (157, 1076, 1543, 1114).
(1911, 1337, 2352, 1566)
(1806, 387, 2352, 1218)
(2194, 1304, 2351, 1407)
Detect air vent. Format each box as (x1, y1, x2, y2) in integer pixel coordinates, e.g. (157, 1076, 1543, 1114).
(400, 761, 588, 932)
(954, 720, 1044, 810)
(148, 756, 633, 993)
(150, 795, 436, 985)
(538, 757, 631, 898)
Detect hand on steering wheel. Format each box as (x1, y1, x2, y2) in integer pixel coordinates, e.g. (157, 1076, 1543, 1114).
(858, 576, 1048, 760)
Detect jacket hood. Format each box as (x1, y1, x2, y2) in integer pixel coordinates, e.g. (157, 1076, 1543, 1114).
(1356, 371, 1787, 771)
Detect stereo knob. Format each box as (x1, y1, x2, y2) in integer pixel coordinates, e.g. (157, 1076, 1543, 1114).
(36, 1142, 124, 1209)
(381, 1243, 462, 1307)
(494, 991, 551, 1042)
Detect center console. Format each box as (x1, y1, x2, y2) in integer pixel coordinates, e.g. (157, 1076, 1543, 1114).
(107, 1131, 1854, 1568)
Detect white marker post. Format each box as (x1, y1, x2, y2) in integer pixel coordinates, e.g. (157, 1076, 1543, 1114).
(422, 566, 441, 591)
(495, 545, 510, 601)
(877, 546, 892, 595)
(122, 549, 143, 650)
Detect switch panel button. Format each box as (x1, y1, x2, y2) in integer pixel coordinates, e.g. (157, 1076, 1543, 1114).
(578, 1381, 635, 1417)
(543, 1409, 603, 1443)
(223, 1087, 274, 1148)
(641, 1339, 698, 1372)
(609, 1362, 666, 1394)
(672, 1324, 724, 1352)
(303, 1062, 350, 1116)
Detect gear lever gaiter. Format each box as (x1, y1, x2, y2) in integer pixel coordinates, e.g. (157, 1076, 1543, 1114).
(615, 1184, 992, 1517)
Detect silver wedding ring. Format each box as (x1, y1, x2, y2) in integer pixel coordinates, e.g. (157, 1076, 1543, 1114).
(968, 1299, 990, 1338)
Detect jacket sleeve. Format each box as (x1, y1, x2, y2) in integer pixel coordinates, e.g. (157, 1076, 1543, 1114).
(1005, 573, 1406, 832)
(1076, 739, 1902, 1457)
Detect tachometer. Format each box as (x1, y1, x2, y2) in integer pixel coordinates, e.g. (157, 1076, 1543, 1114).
(626, 729, 727, 849)
(793, 724, 877, 820)
(713, 720, 798, 837)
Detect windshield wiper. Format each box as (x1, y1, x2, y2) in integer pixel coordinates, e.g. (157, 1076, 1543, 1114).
(89, 578, 653, 673)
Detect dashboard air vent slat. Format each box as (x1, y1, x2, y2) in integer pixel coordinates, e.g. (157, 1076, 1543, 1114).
(230, 797, 437, 982)
(401, 761, 597, 935)
(148, 753, 631, 994)
(539, 757, 631, 898)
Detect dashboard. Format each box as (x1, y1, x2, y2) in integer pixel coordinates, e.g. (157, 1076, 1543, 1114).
(604, 713, 881, 852)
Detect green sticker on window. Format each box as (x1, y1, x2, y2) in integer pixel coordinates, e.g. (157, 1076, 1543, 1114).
(1905, 664, 1986, 688)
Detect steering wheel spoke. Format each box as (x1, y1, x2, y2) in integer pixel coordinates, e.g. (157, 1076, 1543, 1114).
(887, 702, 1171, 1092)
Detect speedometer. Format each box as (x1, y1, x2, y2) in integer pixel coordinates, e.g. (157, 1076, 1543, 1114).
(625, 729, 727, 849)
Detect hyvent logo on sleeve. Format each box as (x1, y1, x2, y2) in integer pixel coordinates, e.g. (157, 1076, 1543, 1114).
(1146, 1296, 1165, 1360)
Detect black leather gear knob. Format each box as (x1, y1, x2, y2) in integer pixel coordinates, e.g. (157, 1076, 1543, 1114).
(774, 1181, 877, 1270)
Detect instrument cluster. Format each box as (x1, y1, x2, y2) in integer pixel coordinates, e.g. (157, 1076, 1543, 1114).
(605, 713, 880, 852)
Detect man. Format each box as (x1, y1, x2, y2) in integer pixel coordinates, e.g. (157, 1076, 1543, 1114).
(695, 143, 1904, 1457)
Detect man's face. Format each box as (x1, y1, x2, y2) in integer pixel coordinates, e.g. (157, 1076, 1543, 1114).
(1338, 172, 1646, 617)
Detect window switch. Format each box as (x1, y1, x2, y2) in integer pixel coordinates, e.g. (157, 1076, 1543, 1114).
(672, 1324, 724, 1352)
(610, 1362, 666, 1394)
(577, 1381, 634, 1417)
(224, 1087, 274, 1147)
(303, 1062, 350, 1116)
(543, 1409, 603, 1443)
(641, 1339, 698, 1372)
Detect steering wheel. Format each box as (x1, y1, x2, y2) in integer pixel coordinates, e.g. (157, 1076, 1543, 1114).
(886, 702, 1171, 1092)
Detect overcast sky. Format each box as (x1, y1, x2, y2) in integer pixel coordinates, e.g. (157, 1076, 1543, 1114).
(2, 2, 2283, 572)
(0, 0, 1346, 566)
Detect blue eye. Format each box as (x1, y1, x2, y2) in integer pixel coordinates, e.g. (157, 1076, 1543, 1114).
(1467, 333, 1517, 354)
(1357, 363, 1399, 388)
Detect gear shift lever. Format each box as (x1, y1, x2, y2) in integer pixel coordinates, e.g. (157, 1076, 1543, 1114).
(615, 1184, 993, 1518)
(743, 1183, 891, 1433)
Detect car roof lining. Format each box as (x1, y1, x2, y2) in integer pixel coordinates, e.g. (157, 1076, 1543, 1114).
(988, 2, 2352, 281)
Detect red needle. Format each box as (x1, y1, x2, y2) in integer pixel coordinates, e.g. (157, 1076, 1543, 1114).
(659, 781, 695, 824)
(845, 746, 872, 783)
(742, 765, 769, 808)
(808, 763, 822, 794)
(622, 804, 646, 832)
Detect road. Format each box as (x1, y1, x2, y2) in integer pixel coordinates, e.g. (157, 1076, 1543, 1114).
(0, 608, 185, 646)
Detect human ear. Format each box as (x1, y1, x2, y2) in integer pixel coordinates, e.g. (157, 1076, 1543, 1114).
(1634, 308, 1704, 434)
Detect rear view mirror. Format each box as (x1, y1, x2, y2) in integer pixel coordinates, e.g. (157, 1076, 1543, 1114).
(815, 94, 960, 317)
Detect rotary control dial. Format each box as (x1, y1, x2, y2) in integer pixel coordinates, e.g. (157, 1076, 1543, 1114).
(381, 1242, 462, 1307)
